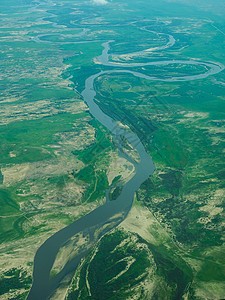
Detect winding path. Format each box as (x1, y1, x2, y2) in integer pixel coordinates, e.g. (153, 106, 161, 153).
(27, 9, 224, 300)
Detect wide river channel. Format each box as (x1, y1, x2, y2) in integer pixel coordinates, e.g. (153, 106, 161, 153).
(27, 13, 224, 300)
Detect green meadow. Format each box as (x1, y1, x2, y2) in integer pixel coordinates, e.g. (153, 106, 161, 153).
(0, 0, 224, 299)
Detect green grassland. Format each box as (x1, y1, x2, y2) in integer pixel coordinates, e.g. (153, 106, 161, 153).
(0, 0, 114, 298)
(68, 8, 224, 299)
(0, 268, 32, 299)
(66, 228, 192, 300)
(0, 0, 225, 299)
(92, 68, 225, 295)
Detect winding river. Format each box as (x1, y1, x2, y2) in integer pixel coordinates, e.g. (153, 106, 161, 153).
(27, 7, 224, 300)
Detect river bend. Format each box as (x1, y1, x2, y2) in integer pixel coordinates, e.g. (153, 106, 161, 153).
(27, 14, 224, 300)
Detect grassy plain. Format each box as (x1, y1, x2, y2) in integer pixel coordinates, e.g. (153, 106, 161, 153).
(66, 2, 224, 299)
(0, 0, 116, 298)
(0, 0, 224, 299)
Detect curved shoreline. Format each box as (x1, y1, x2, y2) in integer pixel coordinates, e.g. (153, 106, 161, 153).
(27, 9, 224, 300)
(97, 41, 224, 80)
(27, 54, 156, 300)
